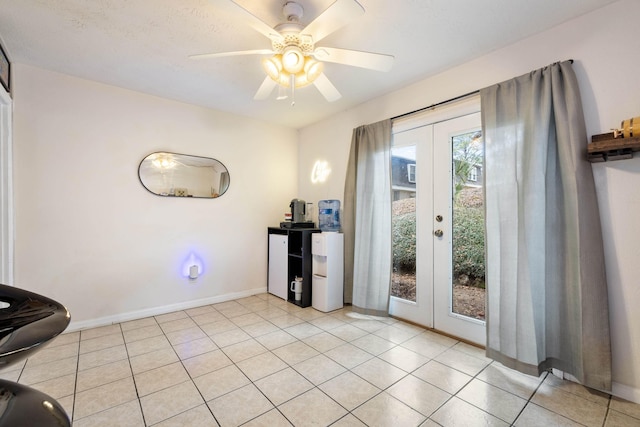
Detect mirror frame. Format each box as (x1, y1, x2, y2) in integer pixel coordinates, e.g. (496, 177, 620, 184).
(138, 151, 230, 199)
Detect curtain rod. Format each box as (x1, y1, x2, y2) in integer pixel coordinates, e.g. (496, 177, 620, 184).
(391, 90, 479, 121)
(392, 59, 574, 121)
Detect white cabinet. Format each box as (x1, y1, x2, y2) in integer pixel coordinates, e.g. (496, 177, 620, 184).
(268, 233, 288, 300)
(312, 233, 344, 312)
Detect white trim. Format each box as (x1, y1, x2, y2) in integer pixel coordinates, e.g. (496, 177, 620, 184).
(553, 368, 640, 404)
(392, 95, 481, 134)
(613, 381, 640, 404)
(0, 86, 13, 286)
(66, 286, 267, 332)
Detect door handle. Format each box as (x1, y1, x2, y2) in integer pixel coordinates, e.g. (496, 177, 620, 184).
(434, 229, 443, 237)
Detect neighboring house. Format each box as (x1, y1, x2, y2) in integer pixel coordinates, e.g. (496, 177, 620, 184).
(391, 155, 416, 201)
(453, 159, 483, 189)
(392, 155, 483, 202)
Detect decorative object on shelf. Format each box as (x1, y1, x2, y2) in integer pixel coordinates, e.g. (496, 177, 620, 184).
(612, 116, 640, 139)
(0, 43, 9, 94)
(588, 116, 640, 162)
(138, 152, 230, 198)
(0, 284, 71, 426)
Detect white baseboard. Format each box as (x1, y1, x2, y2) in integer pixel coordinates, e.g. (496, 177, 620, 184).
(551, 369, 640, 404)
(613, 381, 640, 404)
(66, 287, 267, 332)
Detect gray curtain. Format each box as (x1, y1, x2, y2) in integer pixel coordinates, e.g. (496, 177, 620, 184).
(343, 119, 392, 316)
(481, 61, 611, 391)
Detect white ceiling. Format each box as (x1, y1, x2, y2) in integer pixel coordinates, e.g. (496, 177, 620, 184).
(0, 0, 617, 129)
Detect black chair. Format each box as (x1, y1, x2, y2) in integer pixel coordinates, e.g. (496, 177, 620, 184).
(0, 379, 70, 426)
(0, 284, 71, 426)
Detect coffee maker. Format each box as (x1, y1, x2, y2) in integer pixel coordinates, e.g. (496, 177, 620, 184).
(281, 198, 315, 228)
(290, 199, 306, 222)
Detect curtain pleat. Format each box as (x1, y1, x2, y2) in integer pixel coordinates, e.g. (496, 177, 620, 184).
(481, 61, 611, 391)
(343, 119, 392, 316)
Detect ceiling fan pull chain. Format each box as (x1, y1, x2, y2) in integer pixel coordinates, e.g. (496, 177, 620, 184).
(290, 74, 296, 106)
(277, 84, 288, 101)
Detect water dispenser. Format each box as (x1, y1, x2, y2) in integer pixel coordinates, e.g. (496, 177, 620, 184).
(311, 232, 344, 312)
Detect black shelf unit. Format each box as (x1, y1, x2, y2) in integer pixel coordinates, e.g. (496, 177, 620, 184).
(268, 227, 320, 308)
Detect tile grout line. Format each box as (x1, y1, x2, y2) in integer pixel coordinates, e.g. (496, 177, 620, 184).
(165, 307, 221, 427)
(224, 300, 310, 426)
(28, 312, 465, 425)
(510, 370, 549, 425)
(120, 321, 149, 427)
(222, 307, 318, 426)
(26, 296, 632, 427)
(69, 331, 81, 423)
(274, 319, 443, 425)
(185, 307, 222, 426)
(180, 301, 298, 424)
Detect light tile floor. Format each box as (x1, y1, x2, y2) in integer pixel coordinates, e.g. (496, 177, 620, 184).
(4, 293, 639, 426)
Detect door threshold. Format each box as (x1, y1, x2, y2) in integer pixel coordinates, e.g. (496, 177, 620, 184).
(389, 314, 485, 350)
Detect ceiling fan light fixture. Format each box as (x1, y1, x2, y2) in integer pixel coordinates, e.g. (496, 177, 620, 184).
(262, 55, 283, 80)
(304, 58, 323, 82)
(192, 0, 394, 104)
(278, 73, 291, 87)
(293, 57, 323, 88)
(282, 46, 305, 74)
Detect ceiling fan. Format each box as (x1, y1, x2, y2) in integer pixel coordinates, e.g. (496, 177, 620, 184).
(190, 0, 394, 103)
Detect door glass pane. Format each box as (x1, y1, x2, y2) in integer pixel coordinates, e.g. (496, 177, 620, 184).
(391, 144, 416, 302)
(451, 131, 485, 320)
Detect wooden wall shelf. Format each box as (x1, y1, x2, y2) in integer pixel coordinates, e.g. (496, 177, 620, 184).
(588, 132, 640, 162)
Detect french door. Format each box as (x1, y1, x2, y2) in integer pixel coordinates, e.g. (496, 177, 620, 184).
(389, 100, 485, 345)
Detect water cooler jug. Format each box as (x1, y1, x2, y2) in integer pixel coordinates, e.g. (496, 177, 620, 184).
(318, 200, 340, 232)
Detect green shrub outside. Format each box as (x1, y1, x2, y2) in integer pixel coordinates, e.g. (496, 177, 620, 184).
(452, 206, 485, 283)
(392, 212, 416, 271)
(392, 204, 485, 286)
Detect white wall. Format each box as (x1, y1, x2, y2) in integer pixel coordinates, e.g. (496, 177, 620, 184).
(13, 64, 298, 329)
(298, 0, 640, 403)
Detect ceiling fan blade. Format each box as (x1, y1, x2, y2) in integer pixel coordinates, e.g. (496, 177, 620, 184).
(229, 1, 283, 43)
(313, 47, 394, 72)
(301, 0, 364, 43)
(254, 77, 277, 100)
(313, 73, 342, 102)
(189, 49, 274, 60)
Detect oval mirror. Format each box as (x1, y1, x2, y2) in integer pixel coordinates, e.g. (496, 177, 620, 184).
(138, 152, 230, 198)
